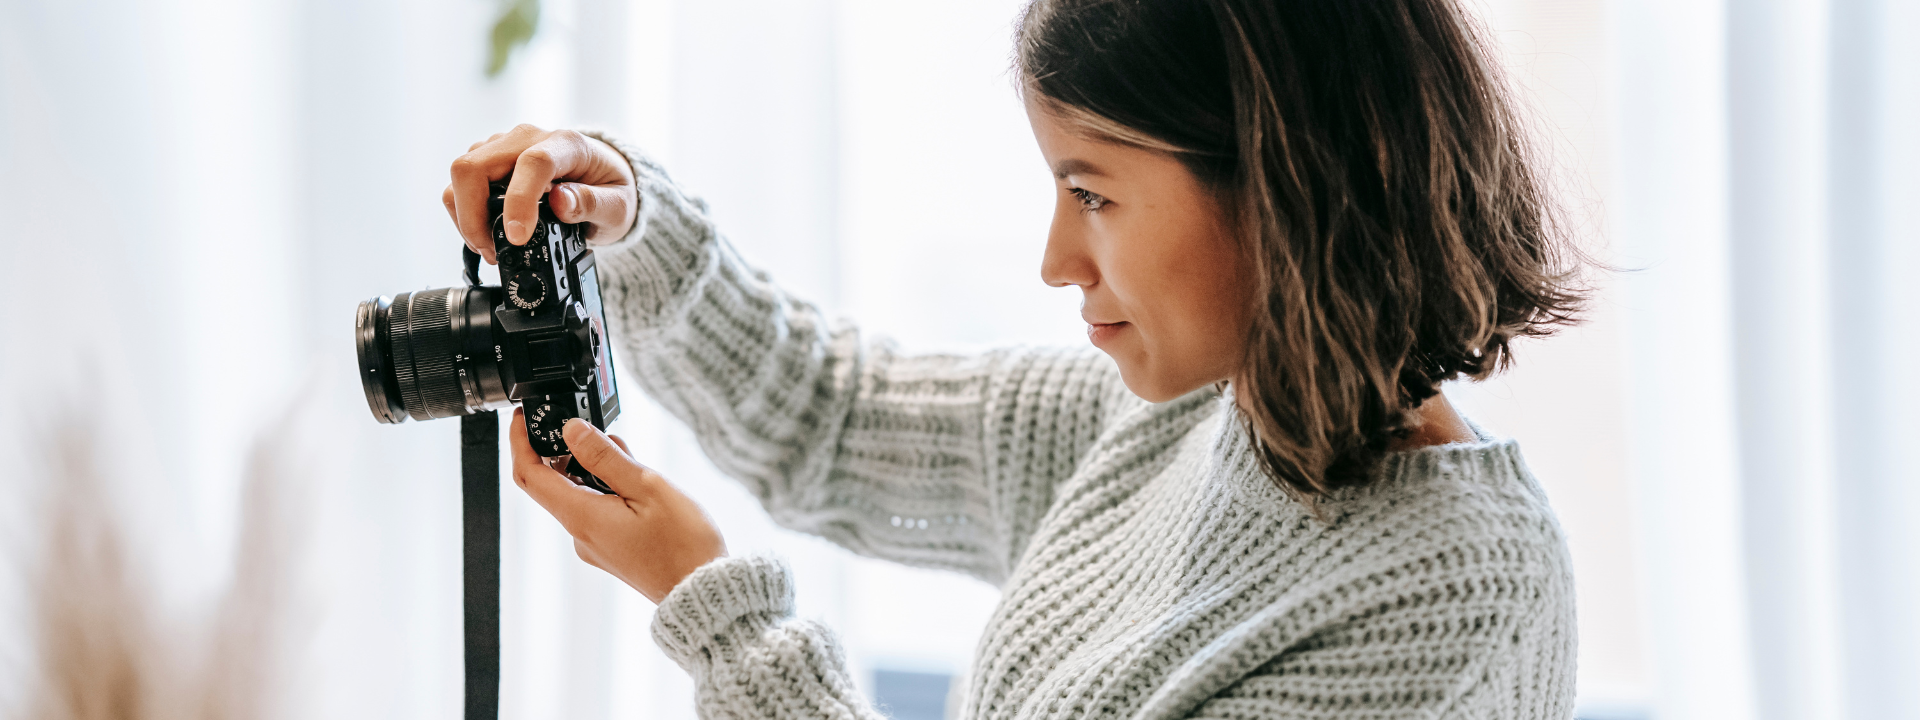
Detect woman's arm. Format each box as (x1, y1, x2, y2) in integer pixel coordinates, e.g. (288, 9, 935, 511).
(506, 409, 886, 719)
(583, 130, 1128, 586)
(652, 556, 888, 720)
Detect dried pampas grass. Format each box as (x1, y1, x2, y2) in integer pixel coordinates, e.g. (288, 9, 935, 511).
(29, 429, 153, 720)
(22, 407, 314, 720)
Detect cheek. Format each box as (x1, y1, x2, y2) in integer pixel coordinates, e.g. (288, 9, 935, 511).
(1103, 220, 1251, 391)
(1154, 266, 1248, 369)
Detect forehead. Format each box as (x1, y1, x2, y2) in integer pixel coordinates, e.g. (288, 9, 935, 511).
(1026, 101, 1127, 175)
(1023, 93, 1083, 158)
(1026, 106, 1199, 192)
(1022, 94, 1199, 185)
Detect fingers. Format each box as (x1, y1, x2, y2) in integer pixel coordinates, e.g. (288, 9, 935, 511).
(448, 125, 636, 260)
(548, 182, 634, 243)
(508, 409, 599, 529)
(562, 418, 659, 499)
(468, 132, 503, 152)
(503, 130, 595, 246)
(608, 434, 631, 455)
(449, 151, 505, 262)
(578, 135, 638, 244)
(449, 124, 549, 262)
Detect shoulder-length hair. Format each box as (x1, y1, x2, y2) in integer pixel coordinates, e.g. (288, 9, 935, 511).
(1017, 0, 1586, 504)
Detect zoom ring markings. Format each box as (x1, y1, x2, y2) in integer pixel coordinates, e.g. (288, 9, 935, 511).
(405, 288, 466, 419)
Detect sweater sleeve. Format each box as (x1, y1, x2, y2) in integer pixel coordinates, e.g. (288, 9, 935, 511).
(650, 555, 886, 720)
(580, 130, 1127, 586)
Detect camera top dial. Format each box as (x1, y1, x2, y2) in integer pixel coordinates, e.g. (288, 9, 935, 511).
(497, 232, 552, 268)
(507, 271, 549, 310)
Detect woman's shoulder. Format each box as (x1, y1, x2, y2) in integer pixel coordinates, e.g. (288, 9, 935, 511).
(1132, 424, 1576, 719)
(1320, 431, 1576, 590)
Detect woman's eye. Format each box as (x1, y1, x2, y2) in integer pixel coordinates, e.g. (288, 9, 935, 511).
(1069, 187, 1107, 212)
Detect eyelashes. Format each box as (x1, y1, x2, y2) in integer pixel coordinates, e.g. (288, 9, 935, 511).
(1068, 187, 1108, 213)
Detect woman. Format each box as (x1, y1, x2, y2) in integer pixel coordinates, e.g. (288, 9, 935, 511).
(443, 0, 1584, 716)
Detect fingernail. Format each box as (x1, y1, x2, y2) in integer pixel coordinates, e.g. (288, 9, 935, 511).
(564, 417, 591, 439)
(506, 219, 525, 244)
(563, 186, 581, 215)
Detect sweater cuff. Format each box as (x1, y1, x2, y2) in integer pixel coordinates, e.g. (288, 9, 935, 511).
(649, 555, 797, 671)
(577, 128, 719, 334)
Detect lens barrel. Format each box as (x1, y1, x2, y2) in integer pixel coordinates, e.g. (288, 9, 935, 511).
(357, 286, 510, 423)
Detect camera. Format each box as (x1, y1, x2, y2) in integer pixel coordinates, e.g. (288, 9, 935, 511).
(356, 178, 622, 493)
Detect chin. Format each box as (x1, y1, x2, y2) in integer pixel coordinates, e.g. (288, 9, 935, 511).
(1113, 363, 1203, 403)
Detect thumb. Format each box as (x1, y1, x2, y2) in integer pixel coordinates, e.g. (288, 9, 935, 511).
(562, 418, 655, 498)
(549, 182, 634, 243)
(509, 411, 596, 529)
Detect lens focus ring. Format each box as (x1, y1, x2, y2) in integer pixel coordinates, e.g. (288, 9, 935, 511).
(387, 289, 468, 421)
(390, 292, 425, 418)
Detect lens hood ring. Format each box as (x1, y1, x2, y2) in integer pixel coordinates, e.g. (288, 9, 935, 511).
(356, 296, 408, 424)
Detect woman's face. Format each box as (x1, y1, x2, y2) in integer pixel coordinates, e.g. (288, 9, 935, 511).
(1026, 97, 1256, 402)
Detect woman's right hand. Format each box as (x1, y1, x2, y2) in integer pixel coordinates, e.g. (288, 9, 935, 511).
(443, 124, 638, 264)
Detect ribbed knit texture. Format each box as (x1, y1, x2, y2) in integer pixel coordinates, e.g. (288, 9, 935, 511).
(581, 130, 1579, 720)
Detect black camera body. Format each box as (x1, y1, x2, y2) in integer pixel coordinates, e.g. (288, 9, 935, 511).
(357, 179, 621, 492)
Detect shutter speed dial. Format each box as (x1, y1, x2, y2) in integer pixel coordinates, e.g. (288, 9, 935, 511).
(506, 271, 549, 310)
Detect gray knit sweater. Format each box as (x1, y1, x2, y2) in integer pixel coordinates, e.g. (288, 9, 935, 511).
(581, 131, 1578, 720)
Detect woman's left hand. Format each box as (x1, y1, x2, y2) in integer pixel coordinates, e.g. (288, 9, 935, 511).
(509, 409, 727, 604)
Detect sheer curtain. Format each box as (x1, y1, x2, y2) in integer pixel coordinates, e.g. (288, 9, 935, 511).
(3, 1, 1916, 719)
(1611, 1, 1920, 719)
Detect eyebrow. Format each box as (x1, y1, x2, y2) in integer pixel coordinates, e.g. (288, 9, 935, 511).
(1052, 158, 1106, 179)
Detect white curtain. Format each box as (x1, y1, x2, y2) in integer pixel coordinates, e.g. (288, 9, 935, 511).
(1611, 0, 1920, 719)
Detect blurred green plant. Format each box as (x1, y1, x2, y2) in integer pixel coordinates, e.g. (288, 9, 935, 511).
(487, 0, 541, 78)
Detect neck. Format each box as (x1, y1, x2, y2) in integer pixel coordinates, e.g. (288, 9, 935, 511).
(1220, 380, 1477, 449)
(1389, 393, 1476, 450)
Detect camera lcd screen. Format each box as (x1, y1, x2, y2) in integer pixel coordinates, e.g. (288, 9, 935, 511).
(580, 265, 619, 406)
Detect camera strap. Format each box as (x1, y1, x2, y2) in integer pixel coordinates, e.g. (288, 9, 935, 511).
(461, 411, 502, 720)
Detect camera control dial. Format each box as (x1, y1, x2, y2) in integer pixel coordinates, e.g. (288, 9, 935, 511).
(506, 271, 549, 310)
(500, 234, 549, 266)
(526, 399, 568, 455)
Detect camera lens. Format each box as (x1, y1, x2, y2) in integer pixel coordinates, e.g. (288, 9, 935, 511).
(356, 286, 510, 423)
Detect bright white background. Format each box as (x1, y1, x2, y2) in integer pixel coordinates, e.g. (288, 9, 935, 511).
(0, 0, 1914, 719)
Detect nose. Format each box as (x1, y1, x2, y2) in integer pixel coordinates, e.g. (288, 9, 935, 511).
(1040, 203, 1097, 289)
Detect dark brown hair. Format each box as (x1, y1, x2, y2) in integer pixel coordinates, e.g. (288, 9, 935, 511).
(1016, 0, 1586, 504)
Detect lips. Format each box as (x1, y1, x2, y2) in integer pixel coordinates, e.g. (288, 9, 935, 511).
(1086, 320, 1130, 347)
(1081, 304, 1129, 346)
